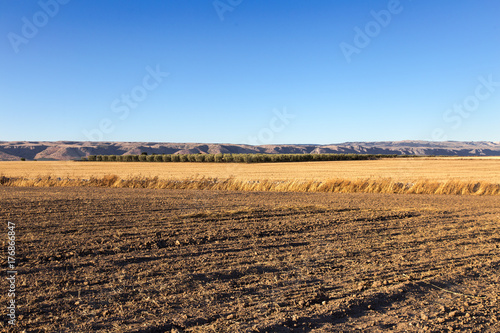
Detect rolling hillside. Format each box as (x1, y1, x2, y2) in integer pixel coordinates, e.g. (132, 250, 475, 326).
(1, 140, 500, 161)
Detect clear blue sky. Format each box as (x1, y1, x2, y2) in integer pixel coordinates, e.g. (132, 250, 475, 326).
(1, 0, 499, 144)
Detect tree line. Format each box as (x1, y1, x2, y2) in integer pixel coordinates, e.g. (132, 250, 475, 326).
(83, 153, 413, 163)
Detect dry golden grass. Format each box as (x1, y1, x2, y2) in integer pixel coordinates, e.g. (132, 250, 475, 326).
(1, 157, 500, 195)
(2, 174, 500, 196)
(1, 157, 500, 183)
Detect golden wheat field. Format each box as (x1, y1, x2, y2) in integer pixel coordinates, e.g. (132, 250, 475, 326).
(2, 157, 500, 195)
(1, 157, 500, 183)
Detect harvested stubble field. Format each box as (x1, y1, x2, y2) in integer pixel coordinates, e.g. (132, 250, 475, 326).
(2, 158, 500, 183)
(1, 186, 499, 332)
(2, 158, 500, 196)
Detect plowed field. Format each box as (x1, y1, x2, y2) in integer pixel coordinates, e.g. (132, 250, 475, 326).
(1, 187, 499, 332)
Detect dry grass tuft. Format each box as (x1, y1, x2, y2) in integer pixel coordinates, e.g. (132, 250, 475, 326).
(1, 174, 500, 196)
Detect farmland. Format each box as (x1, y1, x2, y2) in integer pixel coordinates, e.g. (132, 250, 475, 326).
(0, 187, 499, 332)
(1, 158, 499, 331)
(2, 157, 500, 183)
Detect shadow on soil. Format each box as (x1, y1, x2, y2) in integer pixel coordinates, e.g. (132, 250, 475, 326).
(259, 281, 430, 332)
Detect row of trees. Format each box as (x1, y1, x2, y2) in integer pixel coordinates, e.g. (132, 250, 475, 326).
(85, 153, 406, 163)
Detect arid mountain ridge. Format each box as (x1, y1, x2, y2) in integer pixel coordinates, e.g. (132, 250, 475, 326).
(1, 140, 500, 161)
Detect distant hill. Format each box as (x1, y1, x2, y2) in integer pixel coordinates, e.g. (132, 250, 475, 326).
(1, 140, 500, 161)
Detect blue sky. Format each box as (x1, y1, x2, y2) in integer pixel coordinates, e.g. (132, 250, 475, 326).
(1, 0, 499, 144)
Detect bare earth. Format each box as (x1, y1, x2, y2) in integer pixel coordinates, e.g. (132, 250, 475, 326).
(1, 186, 499, 332)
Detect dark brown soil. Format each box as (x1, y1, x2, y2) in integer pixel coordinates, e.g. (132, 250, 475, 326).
(0, 187, 499, 332)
